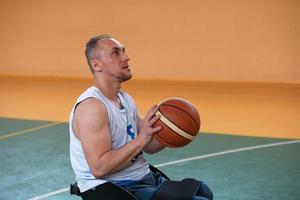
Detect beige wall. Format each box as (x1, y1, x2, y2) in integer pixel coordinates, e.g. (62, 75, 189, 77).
(0, 0, 299, 82)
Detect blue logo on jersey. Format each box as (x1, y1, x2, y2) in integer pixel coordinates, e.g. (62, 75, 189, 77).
(127, 124, 135, 139)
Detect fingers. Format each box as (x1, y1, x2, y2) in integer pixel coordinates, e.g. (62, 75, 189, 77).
(140, 105, 161, 136)
(148, 114, 160, 126)
(152, 125, 162, 132)
(145, 105, 159, 121)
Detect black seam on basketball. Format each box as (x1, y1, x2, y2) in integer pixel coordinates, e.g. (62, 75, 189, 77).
(158, 116, 192, 142)
(159, 104, 199, 133)
(155, 133, 176, 147)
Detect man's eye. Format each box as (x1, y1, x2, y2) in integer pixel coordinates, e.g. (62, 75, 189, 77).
(113, 50, 120, 56)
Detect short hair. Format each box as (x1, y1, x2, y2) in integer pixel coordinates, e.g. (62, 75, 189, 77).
(85, 34, 111, 73)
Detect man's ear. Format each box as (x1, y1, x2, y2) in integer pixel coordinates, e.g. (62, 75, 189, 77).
(90, 59, 103, 72)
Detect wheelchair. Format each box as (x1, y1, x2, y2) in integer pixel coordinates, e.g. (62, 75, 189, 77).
(70, 165, 169, 200)
(70, 165, 213, 200)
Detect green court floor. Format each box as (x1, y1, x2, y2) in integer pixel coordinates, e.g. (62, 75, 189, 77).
(0, 117, 299, 200)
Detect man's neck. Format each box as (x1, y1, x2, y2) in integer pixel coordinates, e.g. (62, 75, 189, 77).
(94, 78, 122, 107)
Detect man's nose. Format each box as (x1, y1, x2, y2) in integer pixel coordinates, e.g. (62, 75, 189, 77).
(122, 52, 130, 61)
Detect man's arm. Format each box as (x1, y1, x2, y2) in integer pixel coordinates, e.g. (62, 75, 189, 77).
(73, 98, 160, 178)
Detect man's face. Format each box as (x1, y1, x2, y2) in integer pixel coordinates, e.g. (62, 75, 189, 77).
(95, 38, 132, 82)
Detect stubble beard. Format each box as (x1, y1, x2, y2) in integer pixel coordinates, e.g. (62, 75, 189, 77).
(119, 71, 132, 83)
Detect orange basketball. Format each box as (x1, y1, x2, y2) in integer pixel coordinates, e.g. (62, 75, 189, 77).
(153, 97, 201, 148)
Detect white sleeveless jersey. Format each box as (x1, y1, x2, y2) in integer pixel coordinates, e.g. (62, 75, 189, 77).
(69, 86, 150, 192)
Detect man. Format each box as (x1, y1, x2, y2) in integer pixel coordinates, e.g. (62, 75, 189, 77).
(69, 35, 213, 200)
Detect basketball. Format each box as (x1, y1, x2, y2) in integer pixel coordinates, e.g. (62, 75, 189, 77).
(153, 97, 201, 148)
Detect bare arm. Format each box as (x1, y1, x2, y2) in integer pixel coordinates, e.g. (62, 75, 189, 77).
(73, 98, 160, 178)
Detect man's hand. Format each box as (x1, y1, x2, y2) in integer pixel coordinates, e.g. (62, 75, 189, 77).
(136, 105, 161, 147)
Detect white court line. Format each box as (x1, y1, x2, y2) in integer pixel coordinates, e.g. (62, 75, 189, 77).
(155, 139, 300, 168)
(28, 139, 300, 200)
(29, 188, 69, 200)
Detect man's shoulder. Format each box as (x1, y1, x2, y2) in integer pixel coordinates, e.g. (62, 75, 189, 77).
(76, 86, 108, 105)
(75, 98, 106, 119)
(77, 86, 98, 99)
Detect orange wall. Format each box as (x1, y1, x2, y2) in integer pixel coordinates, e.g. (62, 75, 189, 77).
(0, 0, 299, 82)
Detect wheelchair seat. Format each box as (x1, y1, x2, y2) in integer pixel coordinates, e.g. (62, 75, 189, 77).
(70, 181, 137, 200)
